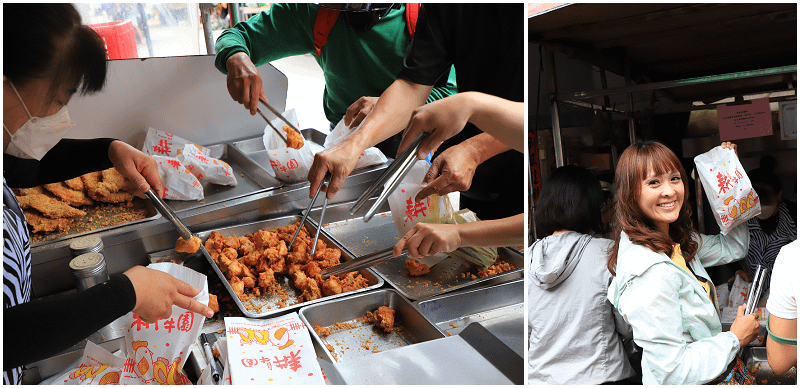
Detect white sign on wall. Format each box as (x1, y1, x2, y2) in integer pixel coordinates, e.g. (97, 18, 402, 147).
(779, 101, 797, 140)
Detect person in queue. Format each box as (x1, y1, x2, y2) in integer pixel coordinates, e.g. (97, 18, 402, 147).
(2, 4, 213, 384)
(607, 141, 761, 385)
(742, 155, 796, 287)
(765, 240, 797, 374)
(528, 166, 636, 384)
(214, 3, 457, 157)
(391, 92, 524, 257)
(308, 4, 524, 222)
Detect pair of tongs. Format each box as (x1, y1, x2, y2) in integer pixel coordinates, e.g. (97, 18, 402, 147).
(145, 189, 192, 241)
(320, 247, 407, 278)
(744, 265, 768, 316)
(288, 174, 331, 256)
(350, 132, 428, 222)
(254, 96, 302, 147)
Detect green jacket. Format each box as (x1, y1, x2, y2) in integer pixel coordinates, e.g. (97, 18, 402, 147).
(215, 3, 458, 126)
(608, 224, 750, 385)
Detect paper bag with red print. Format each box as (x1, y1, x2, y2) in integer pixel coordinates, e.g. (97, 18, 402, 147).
(388, 159, 456, 238)
(224, 313, 324, 385)
(694, 146, 761, 234)
(52, 341, 125, 385)
(262, 109, 315, 183)
(152, 155, 204, 201)
(142, 128, 210, 158)
(119, 263, 209, 385)
(178, 143, 238, 186)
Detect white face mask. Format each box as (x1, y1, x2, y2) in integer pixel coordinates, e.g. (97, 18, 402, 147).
(3, 80, 75, 160)
(757, 204, 777, 220)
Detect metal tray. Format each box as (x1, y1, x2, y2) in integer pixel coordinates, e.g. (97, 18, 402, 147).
(195, 215, 384, 318)
(165, 142, 282, 213)
(322, 211, 524, 300)
(743, 346, 797, 385)
(231, 128, 327, 180)
(31, 197, 161, 247)
(415, 278, 524, 357)
(298, 289, 445, 363)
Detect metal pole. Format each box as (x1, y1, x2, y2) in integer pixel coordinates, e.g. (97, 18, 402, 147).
(599, 67, 619, 171)
(625, 62, 636, 144)
(695, 170, 705, 234)
(229, 3, 241, 26)
(200, 4, 215, 55)
(137, 3, 154, 57)
(544, 48, 565, 168)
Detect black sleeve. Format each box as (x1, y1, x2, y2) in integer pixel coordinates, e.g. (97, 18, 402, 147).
(2, 274, 136, 370)
(397, 4, 453, 86)
(3, 138, 116, 188)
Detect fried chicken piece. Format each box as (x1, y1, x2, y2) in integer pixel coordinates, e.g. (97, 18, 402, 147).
(298, 277, 322, 302)
(314, 325, 332, 337)
(98, 168, 126, 194)
(405, 259, 430, 276)
(43, 182, 94, 207)
(282, 125, 305, 149)
(18, 186, 46, 196)
(316, 248, 342, 268)
(81, 171, 102, 195)
(321, 275, 343, 296)
(242, 276, 256, 290)
(89, 189, 134, 204)
(302, 261, 321, 278)
(175, 235, 202, 254)
(258, 268, 276, 289)
(364, 306, 395, 333)
(229, 276, 247, 301)
(23, 210, 74, 233)
(208, 293, 219, 313)
(16, 194, 86, 218)
(240, 249, 263, 267)
(340, 272, 369, 292)
(253, 230, 280, 249)
(64, 177, 84, 192)
(222, 235, 241, 251)
(476, 259, 517, 278)
(84, 169, 134, 203)
(238, 236, 255, 256)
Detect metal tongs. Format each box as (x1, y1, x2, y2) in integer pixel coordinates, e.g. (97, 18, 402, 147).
(145, 189, 192, 241)
(320, 247, 407, 279)
(288, 174, 331, 256)
(254, 96, 303, 148)
(744, 265, 768, 316)
(350, 132, 428, 222)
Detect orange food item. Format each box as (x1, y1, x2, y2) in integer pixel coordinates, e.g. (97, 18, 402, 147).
(282, 125, 304, 149)
(314, 325, 332, 337)
(405, 259, 430, 276)
(175, 235, 202, 254)
(208, 293, 219, 313)
(363, 306, 395, 333)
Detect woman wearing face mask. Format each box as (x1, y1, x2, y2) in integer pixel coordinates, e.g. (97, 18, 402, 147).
(741, 155, 796, 289)
(606, 141, 761, 385)
(3, 4, 212, 384)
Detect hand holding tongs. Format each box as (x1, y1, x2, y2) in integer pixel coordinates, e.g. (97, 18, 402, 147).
(744, 265, 768, 316)
(254, 96, 302, 148)
(144, 189, 192, 241)
(288, 173, 331, 256)
(350, 132, 428, 222)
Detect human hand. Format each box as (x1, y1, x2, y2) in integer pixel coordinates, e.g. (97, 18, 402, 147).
(123, 265, 214, 323)
(727, 269, 751, 284)
(720, 141, 738, 158)
(730, 304, 760, 348)
(393, 222, 461, 259)
(307, 138, 363, 199)
(398, 93, 473, 160)
(344, 96, 379, 128)
(226, 52, 263, 116)
(415, 142, 480, 202)
(108, 140, 163, 198)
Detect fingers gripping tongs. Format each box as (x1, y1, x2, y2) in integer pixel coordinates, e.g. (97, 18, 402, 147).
(288, 174, 332, 256)
(744, 265, 768, 316)
(254, 96, 302, 148)
(349, 132, 428, 223)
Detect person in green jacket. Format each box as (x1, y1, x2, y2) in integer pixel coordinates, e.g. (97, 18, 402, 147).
(214, 3, 457, 157)
(607, 141, 761, 385)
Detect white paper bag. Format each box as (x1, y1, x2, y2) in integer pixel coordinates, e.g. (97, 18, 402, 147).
(225, 313, 324, 385)
(694, 146, 761, 234)
(262, 109, 315, 183)
(143, 127, 210, 158)
(153, 155, 204, 201)
(324, 117, 388, 170)
(388, 160, 456, 238)
(120, 263, 209, 385)
(179, 143, 238, 186)
(52, 341, 125, 385)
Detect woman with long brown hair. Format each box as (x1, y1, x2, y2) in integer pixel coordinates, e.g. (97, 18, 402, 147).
(606, 141, 761, 384)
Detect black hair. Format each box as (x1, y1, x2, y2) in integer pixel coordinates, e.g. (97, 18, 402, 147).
(748, 155, 782, 193)
(535, 165, 606, 236)
(3, 4, 107, 100)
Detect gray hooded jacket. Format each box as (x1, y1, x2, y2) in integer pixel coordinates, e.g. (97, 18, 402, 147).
(527, 231, 635, 384)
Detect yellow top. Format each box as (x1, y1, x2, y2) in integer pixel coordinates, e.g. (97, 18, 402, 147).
(671, 244, 711, 299)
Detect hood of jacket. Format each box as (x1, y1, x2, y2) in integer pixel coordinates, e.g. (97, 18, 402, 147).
(529, 231, 601, 289)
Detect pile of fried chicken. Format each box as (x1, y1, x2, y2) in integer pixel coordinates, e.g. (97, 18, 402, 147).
(204, 222, 369, 305)
(14, 168, 135, 234)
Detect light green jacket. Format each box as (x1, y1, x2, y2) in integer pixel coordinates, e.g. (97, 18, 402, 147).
(608, 224, 749, 385)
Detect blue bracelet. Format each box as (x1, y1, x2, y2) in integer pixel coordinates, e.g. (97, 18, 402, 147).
(767, 314, 798, 345)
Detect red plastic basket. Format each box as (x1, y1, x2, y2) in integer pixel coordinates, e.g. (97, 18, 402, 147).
(88, 20, 138, 60)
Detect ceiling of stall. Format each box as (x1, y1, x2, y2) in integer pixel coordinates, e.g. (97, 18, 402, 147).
(528, 3, 797, 104)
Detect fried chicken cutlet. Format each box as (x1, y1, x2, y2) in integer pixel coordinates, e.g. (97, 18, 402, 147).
(16, 194, 86, 218)
(405, 259, 430, 276)
(23, 210, 74, 233)
(43, 182, 94, 207)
